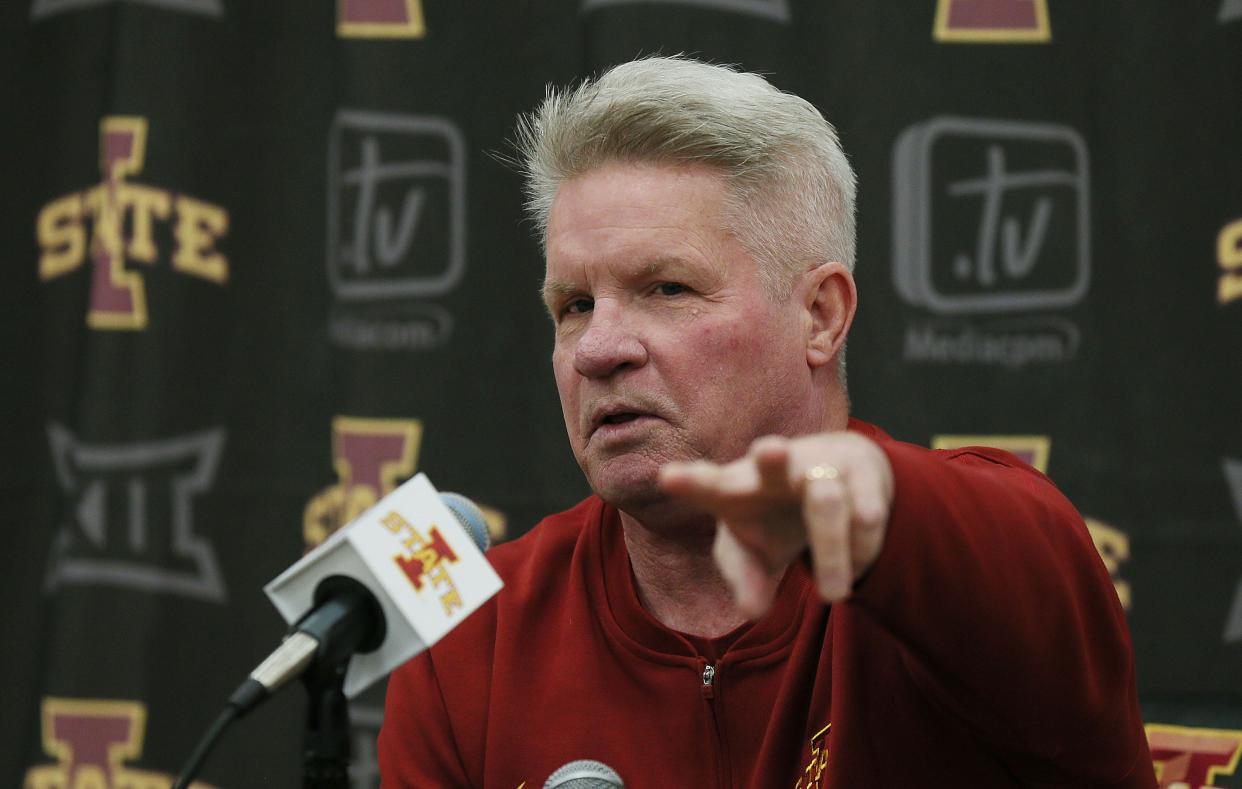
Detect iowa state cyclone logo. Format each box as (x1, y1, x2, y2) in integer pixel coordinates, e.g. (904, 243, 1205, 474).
(1147, 724, 1242, 788)
(36, 116, 229, 330)
(337, 0, 425, 37)
(381, 509, 465, 615)
(1220, 218, 1242, 305)
(303, 416, 507, 552)
(303, 416, 424, 550)
(934, 0, 1051, 42)
(931, 434, 1132, 608)
(793, 723, 831, 788)
(24, 697, 218, 788)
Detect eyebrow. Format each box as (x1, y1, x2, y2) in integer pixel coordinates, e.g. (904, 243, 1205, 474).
(540, 278, 579, 304)
(540, 279, 581, 318)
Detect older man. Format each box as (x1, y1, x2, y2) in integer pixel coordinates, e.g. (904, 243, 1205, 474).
(379, 57, 1153, 788)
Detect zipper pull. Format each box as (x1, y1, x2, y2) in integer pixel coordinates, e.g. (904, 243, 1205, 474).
(701, 663, 716, 698)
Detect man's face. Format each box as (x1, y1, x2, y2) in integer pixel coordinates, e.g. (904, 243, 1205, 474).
(543, 161, 819, 517)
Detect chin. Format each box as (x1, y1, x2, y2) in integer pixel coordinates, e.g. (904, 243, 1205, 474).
(588, 469, 661, 510)
(580, 451, 655, 499)
(586, 464, 713, 533)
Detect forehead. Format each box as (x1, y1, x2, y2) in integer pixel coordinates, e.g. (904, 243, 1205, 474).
(543, 161, 735, 279)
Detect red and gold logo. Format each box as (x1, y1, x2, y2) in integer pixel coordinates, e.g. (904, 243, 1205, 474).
(337, 0, 425, 38)
(1219, 217, 1242, 305)
(933, 0, 1051, 43)
(37, 116, 229, 330)
(303, 416, 508, 551)
(931, 434, 1131, 608)
(793, 723, 831, 789)
(24, 697, 216, 788)
(304, 416, 423, 550)
(382, 509, 464, 615)
(1148, 724, 1242, 788)
(932, 433, 1050, 471)
(1082, 517, 1130, 609)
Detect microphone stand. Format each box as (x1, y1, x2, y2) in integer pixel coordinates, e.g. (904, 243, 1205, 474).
(301, 653, 352, 789)
(296, 577, 386, 788)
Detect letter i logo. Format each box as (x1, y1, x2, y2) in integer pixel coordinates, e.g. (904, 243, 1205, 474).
(337, 0, 426, 38)
(89, 117, 151, 329)
(931, 434, 1050, 471)
(934, 0, 1051, 43)
(24, 697, 218, 788)
(303, 417, 424, 550)
(1147, 725, 1242, 788)
(1219, 218, 1242, 305)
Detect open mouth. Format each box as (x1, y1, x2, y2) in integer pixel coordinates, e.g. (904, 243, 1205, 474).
(588, 400, 660, 438)
(600, 412, 640, 426)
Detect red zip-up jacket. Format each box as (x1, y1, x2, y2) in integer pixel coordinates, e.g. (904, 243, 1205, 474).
(379, 422, 1155, 788)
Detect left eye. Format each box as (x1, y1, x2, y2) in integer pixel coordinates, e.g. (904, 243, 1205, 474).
(655, 282, 688, 296)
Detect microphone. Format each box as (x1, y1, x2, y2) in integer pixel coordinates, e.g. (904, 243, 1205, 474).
(543, 760, 625, 789)
(231, 475, 502, 716)
(440, 491, 492, 554)
(174, 475, 502, 789)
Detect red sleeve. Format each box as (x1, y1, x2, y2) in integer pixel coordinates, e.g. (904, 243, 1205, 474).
(378, 651, 472, 788)
(850, 439, 1150, 779)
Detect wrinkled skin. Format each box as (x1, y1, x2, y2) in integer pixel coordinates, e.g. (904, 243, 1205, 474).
(543, 160, 892, 619)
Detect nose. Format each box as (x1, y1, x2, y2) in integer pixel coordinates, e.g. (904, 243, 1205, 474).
(572, 300, 649, 378)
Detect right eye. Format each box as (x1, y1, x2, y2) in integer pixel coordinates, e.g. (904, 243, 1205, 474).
(562, 297, 594, 316)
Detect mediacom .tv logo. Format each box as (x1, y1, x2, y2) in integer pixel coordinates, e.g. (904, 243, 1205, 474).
(326, 110, 467, 350)
(892, 117, 1090, 368)
(894, 117, 1089, 315)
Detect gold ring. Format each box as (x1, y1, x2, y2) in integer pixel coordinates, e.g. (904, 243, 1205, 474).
(805, 464, 839, 482)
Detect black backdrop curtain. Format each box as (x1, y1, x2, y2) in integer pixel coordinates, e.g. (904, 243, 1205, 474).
(3, 1, 1241, 786)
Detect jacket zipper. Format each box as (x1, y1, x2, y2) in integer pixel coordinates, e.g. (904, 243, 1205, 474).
(700, 660, 729, 788)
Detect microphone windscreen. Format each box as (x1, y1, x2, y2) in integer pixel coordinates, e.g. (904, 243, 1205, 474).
(543, 760, 624, 789)
(439, 492, 491, 552)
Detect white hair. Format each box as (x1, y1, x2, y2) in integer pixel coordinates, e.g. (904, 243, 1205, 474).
(514, 55, 858, 298)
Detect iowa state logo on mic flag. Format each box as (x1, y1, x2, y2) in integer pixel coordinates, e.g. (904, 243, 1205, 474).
(266, 473, 502, 698)
(382, 510, 464, 615)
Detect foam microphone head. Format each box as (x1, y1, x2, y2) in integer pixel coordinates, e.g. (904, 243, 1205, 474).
(439, 491, 491, 551)
(543, 760, 624, 789)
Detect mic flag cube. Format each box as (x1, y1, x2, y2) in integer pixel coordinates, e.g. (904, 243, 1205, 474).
(264, 473, 503, 697)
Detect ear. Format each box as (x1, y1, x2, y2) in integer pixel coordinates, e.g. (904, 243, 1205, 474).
(801, 262, 857, 370)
